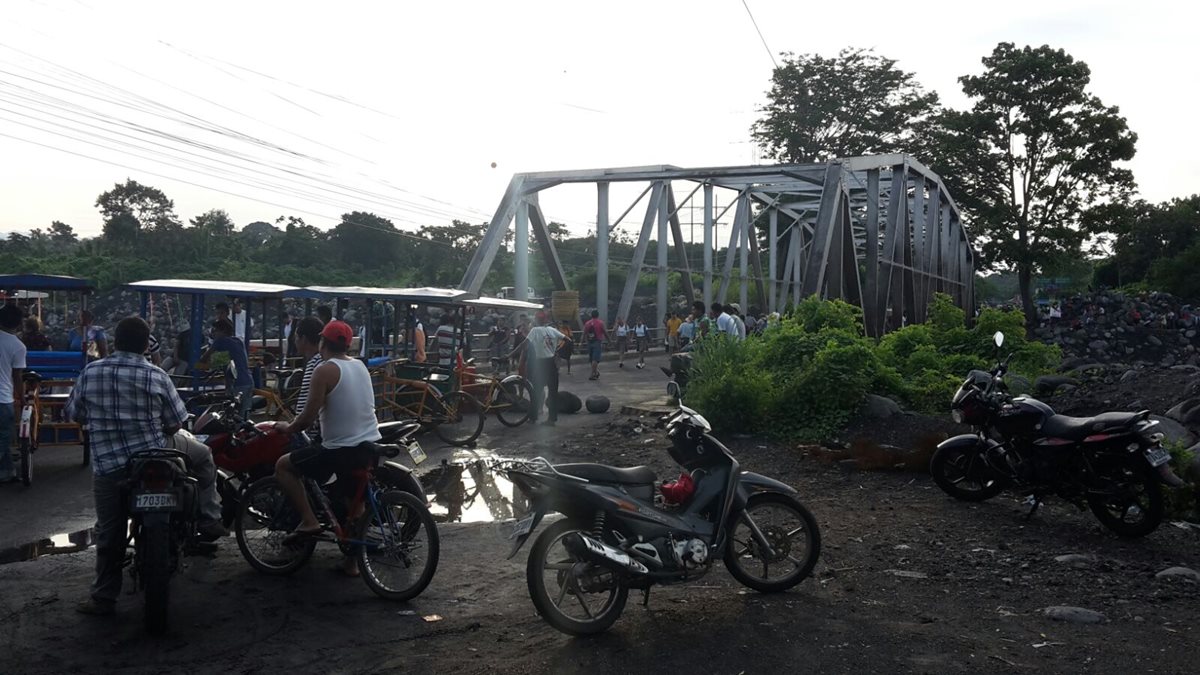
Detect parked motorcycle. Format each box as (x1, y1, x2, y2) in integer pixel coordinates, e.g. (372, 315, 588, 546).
(123, 448, 203, 635)
(187, 393, 425, 526)
(931, 331, 1187, 537)
(502, 405, 821, 636)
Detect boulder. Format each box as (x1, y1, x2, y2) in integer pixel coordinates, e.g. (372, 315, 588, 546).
(1041, 606, 1106, 624)
(863, 394, 902, 419)
(1164, 398, 1200, 424)
(1119, 369, 1138, 383)
(1150, 415, 1195, 447)
(1088, 339, 1109, 352)
(1155, 566, 1200, 582)
(585, 395, 611, 414)
(1006, 374, 1032, 396)
(555, 391, 583, 414)
(1148, 335, 1163, 347)
(1035, 375, 1080, 395)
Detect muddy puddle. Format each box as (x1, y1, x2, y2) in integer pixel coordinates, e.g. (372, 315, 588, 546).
(1, 528, 94, 564)
(417, 450, 527, 525)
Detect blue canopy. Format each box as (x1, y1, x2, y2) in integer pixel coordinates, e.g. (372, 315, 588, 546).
(0, 274, 95, 292)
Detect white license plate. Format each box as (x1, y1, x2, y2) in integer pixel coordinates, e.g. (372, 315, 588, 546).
(133, 492, 179, 511)
(1145, 446, 1171, 467)
(407, 441, 427, 465)
(510, 514, 535, 540)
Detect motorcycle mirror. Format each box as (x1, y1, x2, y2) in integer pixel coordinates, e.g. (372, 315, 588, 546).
(993, 331, 1005, 348)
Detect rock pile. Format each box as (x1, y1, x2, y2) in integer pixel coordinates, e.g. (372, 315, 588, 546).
(1035, 290, 1200, 368)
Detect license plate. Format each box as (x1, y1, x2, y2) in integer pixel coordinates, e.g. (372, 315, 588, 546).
(1145, 446, 1171, 467)
(407, 441, 427, 465)
(510, 514, 535, 540)
(133, 492, 180, 511)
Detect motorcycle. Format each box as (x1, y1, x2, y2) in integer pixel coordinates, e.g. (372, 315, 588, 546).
(931, 331, 1187, 537)
(502, 405, 821, 636)
(660, 352, 692, 402)
(123, 448, 203, 635)
(187, 393, 426, 527)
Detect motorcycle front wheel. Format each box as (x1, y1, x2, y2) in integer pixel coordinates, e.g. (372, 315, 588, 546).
(1087, 456, 1164, 538)
(724, 492, 821, 593)
(526, 520, 628, 636)
(930, 444, 1006, 502)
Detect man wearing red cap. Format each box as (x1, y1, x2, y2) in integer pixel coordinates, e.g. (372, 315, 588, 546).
(272, 320, 381, 573)
(521, 311, 565, 426)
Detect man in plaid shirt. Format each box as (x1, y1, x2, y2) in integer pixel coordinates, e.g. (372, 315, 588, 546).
(66, 317, 225, 616)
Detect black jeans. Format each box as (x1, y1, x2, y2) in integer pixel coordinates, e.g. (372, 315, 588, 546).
(529, 357, 559, 422)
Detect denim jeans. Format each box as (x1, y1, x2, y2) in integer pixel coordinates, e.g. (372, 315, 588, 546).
(0, 404, 14, 479)
(235, 384, 254, 422)
(90, 472, 128, 604)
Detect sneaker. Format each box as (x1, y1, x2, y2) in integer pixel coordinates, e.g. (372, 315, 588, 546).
(76, 599, 116, 616)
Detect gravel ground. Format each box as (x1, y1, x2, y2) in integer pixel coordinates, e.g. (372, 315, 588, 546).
(2, 415, 1198, 674)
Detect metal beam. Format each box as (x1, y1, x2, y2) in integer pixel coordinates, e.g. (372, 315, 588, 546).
(615, 182, 664, 324)
(596, 182, 609, 321)
(657, 181, 669, 321)
(460, 175, 523, 294)
(703, 183, 713, 309)
(799, 163, 844, 298)
(527, 194, 568, 292)
(666, 185, 697, 307)
(864, 168, 881, 336)
(768, 207, 778, 312)
(514, 199, 529, 301)
(739, 194, 750, 311)
(717, 197, 747, 303)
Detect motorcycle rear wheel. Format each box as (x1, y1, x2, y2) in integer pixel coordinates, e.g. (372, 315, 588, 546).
(235, 477, 316, 575)
(930, 444, 1006, 502)
(141, 522, 172, 635)
(725, 492, 821, 593)
(526, 520, 628, 636)
(1087, 456, 1164, 538)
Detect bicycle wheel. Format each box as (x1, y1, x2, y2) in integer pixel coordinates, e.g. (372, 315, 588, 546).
(19, 438, 32, 487)
(495, 377, 533, 427)
(235, 477, 316, 575)
(433, 391, 485, 446)
(358, 490, 439, 601)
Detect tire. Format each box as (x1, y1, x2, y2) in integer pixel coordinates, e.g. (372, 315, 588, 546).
(495, 378, 533, 427)
(141, 522, 172, 635)
(235, 477, 316, 575)
(433, 391, 485, 446)
(19, 438, 32, 487)
(1086, 455, 1164, 538)
(930, 444, 1006, 502)
(357, 490, 440, 601)
(526, 520, 628, 636)
(724, 492, 821, 593)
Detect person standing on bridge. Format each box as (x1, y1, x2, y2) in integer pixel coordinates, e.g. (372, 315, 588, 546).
(583, 310, 606, 380)
(520, 312, 564, 426)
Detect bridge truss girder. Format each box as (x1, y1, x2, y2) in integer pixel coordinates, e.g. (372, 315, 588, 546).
(458, 154, 975, 336)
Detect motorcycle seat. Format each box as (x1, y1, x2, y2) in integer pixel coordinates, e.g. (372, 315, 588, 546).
(1041, 410, 1149, 441)
(555, 463, 656, 485)
(378, 420, 421, 441)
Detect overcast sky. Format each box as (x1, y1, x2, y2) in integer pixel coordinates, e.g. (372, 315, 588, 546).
(1, 0, 1196, 242)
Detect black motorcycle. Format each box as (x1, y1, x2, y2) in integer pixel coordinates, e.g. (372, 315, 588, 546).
(931, 331, 1186, 537)
(123, 448, 205, 635)
(503, 405, 821, 636)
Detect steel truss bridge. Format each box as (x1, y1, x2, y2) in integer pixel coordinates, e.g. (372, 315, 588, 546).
(459, 154, 974, 336)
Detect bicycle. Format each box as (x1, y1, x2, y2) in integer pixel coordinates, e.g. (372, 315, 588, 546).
(234, 442, 439, 601)
(458, 366, 533, 428)
(16, 371, 41, 486)
(381, 368, 486, 446)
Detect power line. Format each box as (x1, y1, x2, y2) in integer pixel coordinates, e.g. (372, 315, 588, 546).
(740, 0, 778, 69)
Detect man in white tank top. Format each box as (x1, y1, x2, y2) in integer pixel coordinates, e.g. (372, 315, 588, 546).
(272, 320, 381, 571)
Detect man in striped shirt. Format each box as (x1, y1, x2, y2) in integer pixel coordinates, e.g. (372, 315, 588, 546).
(293, 316, 325, 436)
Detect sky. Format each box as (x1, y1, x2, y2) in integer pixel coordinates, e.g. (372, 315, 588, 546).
(1, 0, 1197, 243)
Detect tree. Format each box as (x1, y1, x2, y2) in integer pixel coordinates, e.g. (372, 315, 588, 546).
(190, 209, 235, 236)
(241, 221, 280, 246)
(927, 43, 1137, 330)
(329, 211, 403, 269)
(48, 221, 78, 246)
(95, 179, 179, 243)
(751, 48, 940, 163)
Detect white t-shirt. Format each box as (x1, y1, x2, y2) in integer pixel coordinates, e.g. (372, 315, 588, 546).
(233, 310, 251, 341)
(526, 325, 565, 359)
(734, 315, 747, 340)
(716, 312, 736, 337)
(633, 324, 648, 338)
(0, 331, 28, 404)
(615, 324, 629, 338)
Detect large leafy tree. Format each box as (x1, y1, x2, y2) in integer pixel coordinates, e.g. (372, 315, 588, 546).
(329, 211, 402, 268)
(95, 179, 179, 242)
(928, 43, 1137, 330)
(752, 48, 940, 163)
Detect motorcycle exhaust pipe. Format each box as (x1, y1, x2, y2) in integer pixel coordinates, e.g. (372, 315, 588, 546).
(563, 532, 649, 576)
(1157, 463, 1187, 488)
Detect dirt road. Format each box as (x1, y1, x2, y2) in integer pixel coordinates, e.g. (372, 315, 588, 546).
(3, 408, 1198, 674)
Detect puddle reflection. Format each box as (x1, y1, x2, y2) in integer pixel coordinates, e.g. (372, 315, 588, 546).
(420, 451, 528, 524)
(0, 528, 94, 564)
